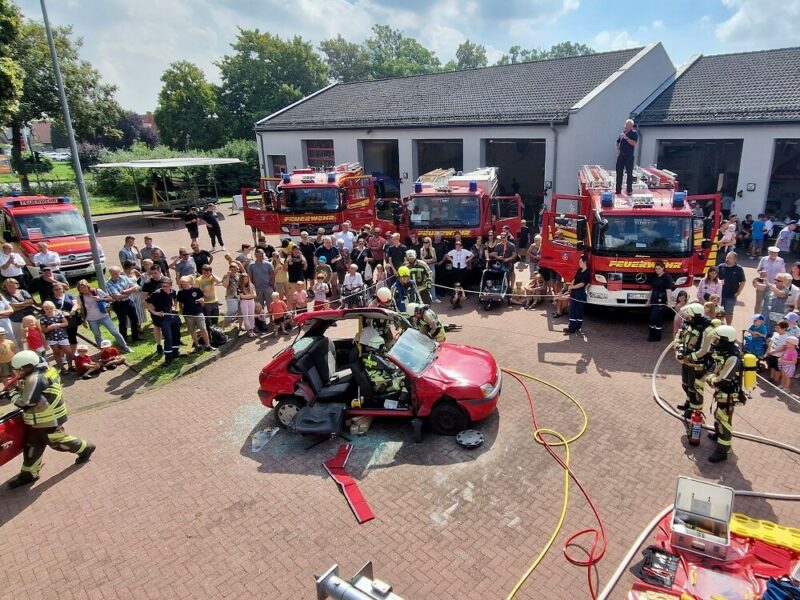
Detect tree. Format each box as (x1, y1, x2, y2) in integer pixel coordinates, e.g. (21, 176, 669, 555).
(88, 111, 159, 150)
(444, 40, 488, 71)
(154, 61, 220, 151)
(546, 41, 595, 60)
(495, 41, 595, 65)
(8, 18, 123, 189)
(363, 25, 440, 79)
(319, 34, 371, 83)
(216, 29, 329, 141)
(0, 0, 23, 126)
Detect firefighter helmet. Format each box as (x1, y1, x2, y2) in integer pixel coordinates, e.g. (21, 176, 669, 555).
(715, 325, 737, 342)
(356, 326, 384, 350)
(405, 249, 417, 259)
(682, 303, 704, 317)
(376, 287, 392, 303)
(397, 266, 411, 277)
(11, 350, 40, 370)
(413, 303, 429, 319)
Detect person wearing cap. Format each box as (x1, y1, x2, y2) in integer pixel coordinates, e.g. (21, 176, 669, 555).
(200, 203, 225, 252)
(756, 246, 786, 287)
(404, 249, 433, 304)
(758, 273, 799, 333)
(99, 339, 126, 370)
(6, 350, 95, 489)
(27, 264, 67, 304)
(775, 220, 798, 257)
(74, 344, 102, 379)
(145, 277, 182, 364)
(0, 327, 16, 378)
(744, 314, 768, 358)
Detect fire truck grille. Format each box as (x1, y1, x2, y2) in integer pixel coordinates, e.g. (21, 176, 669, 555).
(61, 252, 93, 266)
(598, 272, 650, 287)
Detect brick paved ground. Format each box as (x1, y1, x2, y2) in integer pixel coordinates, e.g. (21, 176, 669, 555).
(1, 212, 799, 599)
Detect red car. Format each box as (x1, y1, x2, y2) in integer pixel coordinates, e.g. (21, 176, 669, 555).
(258, 308, 501, 435)
(0, 378, 24, 468)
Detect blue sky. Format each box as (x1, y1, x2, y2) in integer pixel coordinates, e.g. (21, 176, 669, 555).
(17, 0, 800, 113)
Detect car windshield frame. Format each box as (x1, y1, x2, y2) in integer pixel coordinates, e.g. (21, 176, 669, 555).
(407, 195, 480, 229)
(593, 215, 693, 257)
(387, 328, 437, 376)
(279, 186, 340, 214)
(14, 211, 88, 240)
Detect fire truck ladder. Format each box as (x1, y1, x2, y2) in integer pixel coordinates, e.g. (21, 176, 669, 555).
(581, 164, 674, 192)
(334, 162, 365, 176)
(417, 168, 457, 189)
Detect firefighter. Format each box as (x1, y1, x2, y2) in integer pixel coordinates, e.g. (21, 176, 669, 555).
(369, 287, 396, 311)
(356, 326, 408, 404)
(392, 266, 420, 314)
(406, 302, 446, 342)
(404, 250, 434, 305)
(674, 302, 716, 416)
(7, 351, 95, 489)
(705, 325, 743, 463)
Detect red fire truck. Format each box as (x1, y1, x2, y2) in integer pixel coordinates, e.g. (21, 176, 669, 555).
(539, 165, 721, 307)
(400, 167, 522, 243)
(241, 162, 394, 238)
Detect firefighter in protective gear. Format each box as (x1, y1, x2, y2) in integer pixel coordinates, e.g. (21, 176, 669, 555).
(392, 266, 420, 314)
(404, 250, 434, 305)
(356, 326, 408, 403)
(369, 286, 396, 311)
(674, 302, 715, 416)
(7, 351, 95, 489)
(705, 325, 743, 463)
(406, 303, 446, 342)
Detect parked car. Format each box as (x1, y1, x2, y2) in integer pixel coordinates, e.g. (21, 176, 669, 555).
(257, 308, 501, 435)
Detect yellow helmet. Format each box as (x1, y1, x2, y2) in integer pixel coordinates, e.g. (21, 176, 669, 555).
(397, 266, 411, 277)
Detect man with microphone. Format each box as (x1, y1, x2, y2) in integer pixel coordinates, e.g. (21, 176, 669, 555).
(615, 118, 639, 196)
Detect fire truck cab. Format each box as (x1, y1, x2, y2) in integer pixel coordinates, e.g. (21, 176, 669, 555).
(401, 167, 522, 244)
(0, 194, 104, 279)
(241, 162, 394, 238)
(540, 165, 720, 308)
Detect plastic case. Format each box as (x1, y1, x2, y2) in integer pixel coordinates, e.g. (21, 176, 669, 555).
(670, 476, 734, 560)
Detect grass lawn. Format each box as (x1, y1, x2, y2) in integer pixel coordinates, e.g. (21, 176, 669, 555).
(75, 194, 139, 215)
(0, 162, 75, 184)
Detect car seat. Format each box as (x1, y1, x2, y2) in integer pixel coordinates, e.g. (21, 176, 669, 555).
(348, 348, 407, 406)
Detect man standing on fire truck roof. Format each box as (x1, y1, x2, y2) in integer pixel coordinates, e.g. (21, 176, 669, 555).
(615, 119, 638, 196)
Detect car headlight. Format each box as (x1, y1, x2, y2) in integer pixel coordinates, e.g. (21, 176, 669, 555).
(480, 382, 494, 397)
(595, 274, 607, 284)
(674, 276, 687, 286)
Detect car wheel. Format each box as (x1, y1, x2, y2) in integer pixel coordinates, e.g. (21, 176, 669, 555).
(429, 401, 469, 436)
(483, 300, 492, 311)
(274, 396, 305, 429)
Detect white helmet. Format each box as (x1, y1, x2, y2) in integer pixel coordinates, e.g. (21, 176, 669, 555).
(11, 350, 40, 370)
(405, 302, 420, 317)
(356, 326, 384, 350)
(376, 287, 392, 303)
(682, 303, 705, 317)
(405, 249, 417, 259)
(715, 325, 737, 342)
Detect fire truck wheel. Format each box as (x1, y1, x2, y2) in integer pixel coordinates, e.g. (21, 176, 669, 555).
(429, 400, 469, 436)
(274, 396, 306, 429)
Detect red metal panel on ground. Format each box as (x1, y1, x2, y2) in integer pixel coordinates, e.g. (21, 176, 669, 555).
(323, 443, 375, 524)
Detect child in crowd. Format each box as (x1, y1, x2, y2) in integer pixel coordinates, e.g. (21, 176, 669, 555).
(292, 282, 308, 313)
(0, 327, 16, 379)
(313, 273, 330, 311)
(268, 291, 290, 335)
(525, 272, 546, 309)
(509, 281, 527, 306)
(22, 314, 46, 359)
(39, 300, 72, 374)
(744, 314, 769, 359)
(779, 336, 799, 390)
(450, 283, 466, 309)
(767, 320, 790, 384)
(75, 344, 103, 379)
(314, 256, 333, 295)
(672, 290, 689, 337)
(785, 311, 800, 338)
(372, 263, 387, 290)
(710, 294, 725, 321)
(99, 339, 126, 370)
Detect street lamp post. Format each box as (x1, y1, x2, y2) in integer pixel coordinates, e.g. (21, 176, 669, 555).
(39, 0, 106, 288)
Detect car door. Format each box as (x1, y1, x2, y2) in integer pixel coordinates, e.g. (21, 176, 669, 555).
(540, 194, 590, 281)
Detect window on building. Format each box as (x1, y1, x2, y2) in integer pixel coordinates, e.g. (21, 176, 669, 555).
(768, 140, 800, 218)
(416, 140, 463, 177)
(656, 139, 742, 196)
(267, 155, 287, 177)
(303, 140, 335, 170)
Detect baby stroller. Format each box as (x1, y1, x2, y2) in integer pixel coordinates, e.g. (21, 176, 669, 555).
(341, 284, 367, 308)
(478, 261, 509, 311)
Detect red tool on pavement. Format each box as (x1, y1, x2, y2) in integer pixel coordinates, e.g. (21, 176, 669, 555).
(323, 444, 375, 524)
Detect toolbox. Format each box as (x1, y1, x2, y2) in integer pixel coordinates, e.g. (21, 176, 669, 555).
(670, 476, 734, 560)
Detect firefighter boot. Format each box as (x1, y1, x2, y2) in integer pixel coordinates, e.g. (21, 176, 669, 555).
(75, 443, 96, 464)
(677, 402, 689, 410)
(708, 443, 730, 463)
(7, 472, 38, 489)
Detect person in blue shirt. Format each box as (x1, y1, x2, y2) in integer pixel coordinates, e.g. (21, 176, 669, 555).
(750, 214, 766, 258)
(743, 313, 768, 358)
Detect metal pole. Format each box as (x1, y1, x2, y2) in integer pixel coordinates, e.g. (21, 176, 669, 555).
(40, 0, 106, 288)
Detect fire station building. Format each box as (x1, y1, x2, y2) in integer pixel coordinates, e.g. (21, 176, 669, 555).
(255, 43, 800, 223)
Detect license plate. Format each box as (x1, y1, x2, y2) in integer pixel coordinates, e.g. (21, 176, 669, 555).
(627, 292, 649, 301)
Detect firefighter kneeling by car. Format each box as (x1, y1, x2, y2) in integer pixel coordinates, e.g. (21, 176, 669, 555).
(704, 325, 744, 463)
(7, 350, 96, 489)
(674, 302, 716, 417)
(356, 326, 408, 405)
(406, 302, 446, 343)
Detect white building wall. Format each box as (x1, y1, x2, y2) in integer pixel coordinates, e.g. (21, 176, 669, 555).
(557, 43, 676, 194)
(638, 124, 800, 218)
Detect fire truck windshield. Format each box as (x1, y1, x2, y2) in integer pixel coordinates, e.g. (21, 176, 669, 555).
(280, 187, 340, 213)
(15, 211, 87, 240)
(407, 196, 480, 229)
(594, 215, 692, 256)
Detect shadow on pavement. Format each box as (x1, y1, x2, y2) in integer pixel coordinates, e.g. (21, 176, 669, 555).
(239, 408, 500, 479)
(0, 462, 85, 526)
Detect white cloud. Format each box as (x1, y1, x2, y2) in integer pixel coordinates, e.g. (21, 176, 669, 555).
(651, 20, 664, 30)
(716, 0, 800, 48)
(592, 30, 641, 51)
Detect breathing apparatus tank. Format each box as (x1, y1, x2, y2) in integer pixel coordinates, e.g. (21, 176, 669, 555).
(742, 353, 757, 391)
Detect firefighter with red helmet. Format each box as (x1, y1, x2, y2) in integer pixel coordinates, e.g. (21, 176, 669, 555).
(705, 324, 743, 463)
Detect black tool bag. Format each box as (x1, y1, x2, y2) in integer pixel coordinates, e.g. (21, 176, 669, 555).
(208, 325, 228, 347)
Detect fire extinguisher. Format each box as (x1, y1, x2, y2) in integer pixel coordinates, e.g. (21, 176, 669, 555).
(688, 410, 704, 446)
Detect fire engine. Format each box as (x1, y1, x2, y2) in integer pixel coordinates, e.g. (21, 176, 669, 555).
(539, 165, 721, 307)
(241, 162, 394, 238)
(400, 167, 522, 244)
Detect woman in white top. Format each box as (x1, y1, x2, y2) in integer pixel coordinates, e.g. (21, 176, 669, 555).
(445, 240, 472, 288)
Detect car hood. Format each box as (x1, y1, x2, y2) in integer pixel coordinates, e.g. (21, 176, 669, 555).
(20, 236, 96, 256)
(424, 343, 498, 388)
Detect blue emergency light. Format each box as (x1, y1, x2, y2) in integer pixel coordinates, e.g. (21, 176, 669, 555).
(414, 182, 423, 193)
(282, 173, 291, 184)
(672, 191, 686, 208)
(601, 191, 614, 207)
(469, 180, 478, 192)
(327, 172, 336, 183)
(10, 191, 20, 197)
